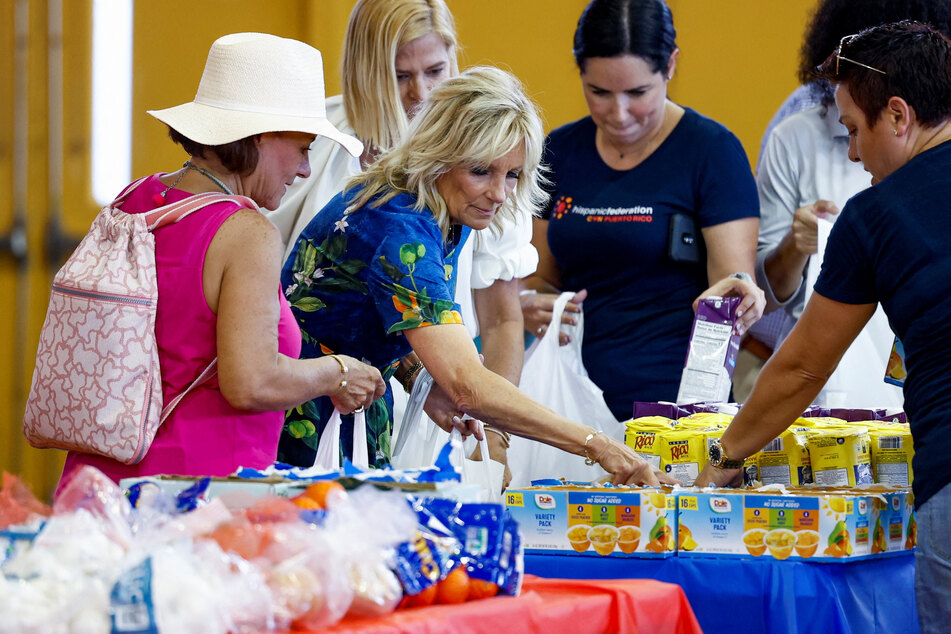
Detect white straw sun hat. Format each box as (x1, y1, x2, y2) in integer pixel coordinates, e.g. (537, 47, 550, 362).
(148, 32, 362, 157)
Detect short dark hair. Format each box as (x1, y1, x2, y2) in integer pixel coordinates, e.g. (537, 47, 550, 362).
(799, 0, 951, 105)
(572, 0, 677, 74)
(815, 21, 951, 128)
(166, 127, 260, 174)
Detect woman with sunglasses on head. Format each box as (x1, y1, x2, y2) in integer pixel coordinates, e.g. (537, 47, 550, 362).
(695, 21, 951, 633)
(521, 0, 765, 420)
(747, 0, 951, 409)
(270, 0, 530, 481)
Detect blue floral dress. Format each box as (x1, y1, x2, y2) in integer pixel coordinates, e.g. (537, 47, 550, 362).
(277, 186, 469, 468)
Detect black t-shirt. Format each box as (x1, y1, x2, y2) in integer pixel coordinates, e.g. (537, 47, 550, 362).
(816, 140, 951, 507)
(542, 110, 758, 417)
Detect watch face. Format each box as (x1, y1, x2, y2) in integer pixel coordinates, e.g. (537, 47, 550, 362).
(709, 442, 722, 466)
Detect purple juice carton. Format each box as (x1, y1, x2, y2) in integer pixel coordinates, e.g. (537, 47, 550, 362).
(676, 296, 741, 405)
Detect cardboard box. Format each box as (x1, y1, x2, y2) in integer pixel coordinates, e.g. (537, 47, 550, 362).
(504, 486, 676, 558)
(676, 489, 889, 561)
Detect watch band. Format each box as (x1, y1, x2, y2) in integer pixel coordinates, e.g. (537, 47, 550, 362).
(710, 438, 745, 470)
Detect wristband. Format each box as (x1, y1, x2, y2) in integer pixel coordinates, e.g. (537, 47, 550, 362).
(730, 272, 753, 283)
(399, 361, 425, 393)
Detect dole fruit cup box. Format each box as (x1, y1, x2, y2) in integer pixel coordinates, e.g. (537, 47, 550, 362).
(676, 489, 888, 561)
(504, 486, 676, 558)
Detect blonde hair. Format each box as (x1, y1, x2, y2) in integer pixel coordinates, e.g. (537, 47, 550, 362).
(342, 0, 459, 153)
(346, 66, 549, 239)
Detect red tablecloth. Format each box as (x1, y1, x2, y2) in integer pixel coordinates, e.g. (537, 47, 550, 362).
(315, 575, 702, 634)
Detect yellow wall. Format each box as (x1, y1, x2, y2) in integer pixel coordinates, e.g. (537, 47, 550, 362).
(2, 0, 817, 500)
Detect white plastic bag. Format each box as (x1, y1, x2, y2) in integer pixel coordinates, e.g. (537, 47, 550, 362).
(391, 369, 440, 468)
(391, 369, 504, 500)
(312, 409, 368, 470)
(508, 292, 623, 487)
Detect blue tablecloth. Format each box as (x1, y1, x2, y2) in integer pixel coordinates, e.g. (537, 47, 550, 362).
(524, 552, 917, 634)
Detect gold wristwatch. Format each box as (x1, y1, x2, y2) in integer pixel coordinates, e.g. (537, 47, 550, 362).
(708, 438, 745, 469)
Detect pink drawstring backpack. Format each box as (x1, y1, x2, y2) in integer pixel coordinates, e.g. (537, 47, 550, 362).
(23, 177, 256, 464)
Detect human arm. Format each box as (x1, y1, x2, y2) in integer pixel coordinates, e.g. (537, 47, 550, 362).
(474, 278, 525, 385)
(698, 217, 765, 335)
(205, 209, 386, 412)
(521, 217, 586, 345)
(470, 278, 523, 486)
(404, 323, 676, 486)
(694, 292, 876, 486)
(755, 119, 840, 311)
(762, 201, 840, 303)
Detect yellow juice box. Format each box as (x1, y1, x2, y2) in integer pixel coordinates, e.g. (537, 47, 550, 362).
(868, 426, 915, 486)
(658, 428, 708, 485)
(805, 427, 873, 486)
(756, 428, 813, 486)
(624, 418, 674, 470)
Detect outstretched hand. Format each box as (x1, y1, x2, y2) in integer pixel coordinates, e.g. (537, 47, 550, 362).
(589, 433, 682, 487)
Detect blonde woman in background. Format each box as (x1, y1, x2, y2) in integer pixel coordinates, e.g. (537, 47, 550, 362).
(269, 0, 534, 479)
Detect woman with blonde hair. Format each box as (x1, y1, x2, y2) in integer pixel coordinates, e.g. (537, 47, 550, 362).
(269, 0, 458, 254)
(277, 67, 669, 488)
(272, 0, 534, 482)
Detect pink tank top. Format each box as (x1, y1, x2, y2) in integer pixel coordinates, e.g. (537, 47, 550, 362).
(60, 175, 301, 489)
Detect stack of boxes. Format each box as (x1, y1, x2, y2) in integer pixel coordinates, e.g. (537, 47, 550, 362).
(504, 403, 914, 562)
(504, 484, 914, 561)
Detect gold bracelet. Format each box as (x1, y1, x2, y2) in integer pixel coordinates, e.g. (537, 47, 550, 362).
(583, 430, 603, 466)
(399, 361, 424, 393)
(328, 354, 349, 391)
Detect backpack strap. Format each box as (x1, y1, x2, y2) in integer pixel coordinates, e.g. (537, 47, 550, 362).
(159, 358, 219, 424)
(145, 193, 259, 231)
(110, 176, 151, 208)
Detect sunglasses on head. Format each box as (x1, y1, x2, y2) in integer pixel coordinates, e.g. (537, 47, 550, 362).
(835, 34, 887, 76)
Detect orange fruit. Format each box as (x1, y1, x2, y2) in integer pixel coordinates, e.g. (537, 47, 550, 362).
(436, 566, 471, 605)
(291, 495, 322, 510)
(301, 480, 347, 509)
(400, 583, 438, 609)
(467, 578, 499, 601)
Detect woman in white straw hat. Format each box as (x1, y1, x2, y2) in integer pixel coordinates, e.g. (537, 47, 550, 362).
(58, 32, 385, 489)
(277, 66, 675, 488)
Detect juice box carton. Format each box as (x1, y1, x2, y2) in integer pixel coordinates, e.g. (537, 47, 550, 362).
(870, 489, 909, 553)
(904, 492, 918, 550)
(676, 296, 741, 405)
(504, 486, 676, 558)
(676, 489, 875, 561)
(820, 485, 911, 554)
(868, 425, 915, 486)
(805, 427, 874, 486)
